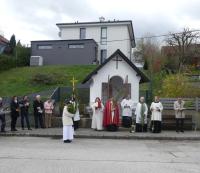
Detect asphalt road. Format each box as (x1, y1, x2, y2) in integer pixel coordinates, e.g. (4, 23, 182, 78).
(0, 137, 200, 173)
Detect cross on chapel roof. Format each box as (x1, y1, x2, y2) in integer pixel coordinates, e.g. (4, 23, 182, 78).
(82, 49, 150, 84)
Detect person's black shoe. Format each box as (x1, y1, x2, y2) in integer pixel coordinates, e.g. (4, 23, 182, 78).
(28, 128, 32, 130)
(22, 128, 24, 130)
(176, 130, 179, 133)
(11, 129, 17, 131)
(64, 140, 70, 143)
(181, 130, 184, 133)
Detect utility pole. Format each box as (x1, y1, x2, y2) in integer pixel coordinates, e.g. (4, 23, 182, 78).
(15, 48, 18, 68)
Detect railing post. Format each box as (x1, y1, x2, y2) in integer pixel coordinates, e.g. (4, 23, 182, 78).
(195, 97, 199, 112)
(194, 97, 199, 131)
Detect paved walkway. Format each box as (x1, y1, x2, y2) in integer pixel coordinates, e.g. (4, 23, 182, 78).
(1, 137, 200, 173)
(1, 128, 200, 140)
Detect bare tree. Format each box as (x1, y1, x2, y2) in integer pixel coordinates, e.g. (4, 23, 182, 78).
(133, 35, 161, 71)
(165, 28, 200, 72)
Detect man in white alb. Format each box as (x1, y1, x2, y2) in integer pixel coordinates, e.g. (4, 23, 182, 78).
(150, 96, 163, 133)
(135, 97, 148, 132)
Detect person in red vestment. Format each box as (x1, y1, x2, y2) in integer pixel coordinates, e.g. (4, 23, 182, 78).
(103, 97, 120, 131)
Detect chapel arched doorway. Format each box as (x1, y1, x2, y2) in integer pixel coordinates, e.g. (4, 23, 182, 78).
(102, 75, 131, 104)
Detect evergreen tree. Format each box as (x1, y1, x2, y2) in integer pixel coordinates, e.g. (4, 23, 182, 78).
(9, 34, 16, 54)
(16, 40, 22, 47)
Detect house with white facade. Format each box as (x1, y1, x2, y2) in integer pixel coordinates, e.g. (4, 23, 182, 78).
(56, 19, 135, 64)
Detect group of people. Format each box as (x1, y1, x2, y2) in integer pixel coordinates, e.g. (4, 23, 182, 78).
(0, 95, 54, 132)
(90, 96, 186, 134)
(0, 94, 186, 143)
(90, 96, 163, 133)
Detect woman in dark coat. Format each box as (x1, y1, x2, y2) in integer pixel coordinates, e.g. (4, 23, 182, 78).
(10, 96, 20, 131)
(0, 97, 6, 132)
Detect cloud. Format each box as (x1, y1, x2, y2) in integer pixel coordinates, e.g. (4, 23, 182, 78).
(0, 0, 200, 44)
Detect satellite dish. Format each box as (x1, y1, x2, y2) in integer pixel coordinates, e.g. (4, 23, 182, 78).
(99, 16, 105, 22)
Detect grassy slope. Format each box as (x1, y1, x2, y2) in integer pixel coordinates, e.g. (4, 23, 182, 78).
(0, 65, 96, 96)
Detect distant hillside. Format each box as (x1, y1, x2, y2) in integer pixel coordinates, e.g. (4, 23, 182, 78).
(0, 65, 96, 96)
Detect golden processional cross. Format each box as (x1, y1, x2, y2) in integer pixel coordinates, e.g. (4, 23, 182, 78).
(70, 76, 78, 93)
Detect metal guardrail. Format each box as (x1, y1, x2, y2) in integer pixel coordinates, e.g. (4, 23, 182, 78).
(159, 98, 200, 111)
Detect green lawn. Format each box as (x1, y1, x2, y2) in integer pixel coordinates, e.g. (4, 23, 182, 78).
(0, 65, 96, 96)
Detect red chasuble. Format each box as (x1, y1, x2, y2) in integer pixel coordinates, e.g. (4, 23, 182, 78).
(103, 100, 120, 127)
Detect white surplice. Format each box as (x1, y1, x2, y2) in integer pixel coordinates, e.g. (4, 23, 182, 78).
(91, 102, 104, 130)
(150, 102, 163, 121)
(121, 99, 134, 117)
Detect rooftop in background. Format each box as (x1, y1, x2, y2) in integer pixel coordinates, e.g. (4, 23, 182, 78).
(56, 20, 135, 48)
(161, 44, 200, 66)
(31, 39, 98, 65)
(31, 39, 97, 45)
(0, 35, 9, 45)
(161, 44, 200, 56)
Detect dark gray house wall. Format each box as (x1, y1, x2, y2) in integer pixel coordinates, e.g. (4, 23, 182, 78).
(31, 39, 98, 65)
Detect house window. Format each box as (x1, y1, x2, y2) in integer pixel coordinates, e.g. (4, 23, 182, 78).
(37, 45, 52, 50)
(101, 27, 107, 45)
(101, 49, 107, 63)
(68, 44, 84, 49)
(80, 28, 86, 39)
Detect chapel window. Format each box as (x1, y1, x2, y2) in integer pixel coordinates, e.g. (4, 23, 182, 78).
(37, 45, 53, 50)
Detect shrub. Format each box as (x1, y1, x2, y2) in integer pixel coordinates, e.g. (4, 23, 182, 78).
(31, 73, 68, 85)
(0, 54, 16, 72)
(159, 74, 200, 97)
(15, 46, 30, 66)
(0, 45, 30, 72)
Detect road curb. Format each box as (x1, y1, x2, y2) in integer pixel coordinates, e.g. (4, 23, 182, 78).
(1, 132, 200, 140)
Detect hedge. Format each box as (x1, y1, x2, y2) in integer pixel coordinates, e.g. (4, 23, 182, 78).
(0, 54, 16, 72)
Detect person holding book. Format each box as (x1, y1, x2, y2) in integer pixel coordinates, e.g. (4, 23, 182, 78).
(174, 98, 186, 133)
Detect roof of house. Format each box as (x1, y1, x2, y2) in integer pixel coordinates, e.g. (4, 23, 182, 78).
(56, 20, 135, 48)
(161, 44, 200, 57)
(82, 49, 150, 84)
(31, 39, 98, 46)
(0, 35, 9, 45)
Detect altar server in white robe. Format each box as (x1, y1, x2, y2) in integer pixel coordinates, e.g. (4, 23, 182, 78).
(73, 102, 80, 131)
(91, 97, 104, 131)
(121, 96, 134, 128)
(62, 100, 74, 143)
(135, 97, 148, 132)
(150, 96, 163, 133)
